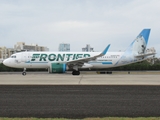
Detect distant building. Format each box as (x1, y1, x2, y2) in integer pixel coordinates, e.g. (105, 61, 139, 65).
(59, 43, 70, 51)
(82, 44, 94, 52)
(146, 47, 156, 54)
(0, 47, 14, 60)
(146, 47, 156, 64)
(14, 42, 49, 52)
(0, 42, 49, 60)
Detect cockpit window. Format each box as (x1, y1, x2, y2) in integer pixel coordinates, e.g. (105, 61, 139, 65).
(10, 56, 16, 58)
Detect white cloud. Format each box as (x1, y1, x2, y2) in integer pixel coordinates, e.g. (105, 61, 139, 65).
(0, 0, 159, 55)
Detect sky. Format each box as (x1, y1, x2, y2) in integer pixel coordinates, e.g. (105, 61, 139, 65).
(0, 0, 160, 56)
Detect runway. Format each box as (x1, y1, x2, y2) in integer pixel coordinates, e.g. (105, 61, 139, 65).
(0, 72, 160, 118)
(0, 72, 160, 85)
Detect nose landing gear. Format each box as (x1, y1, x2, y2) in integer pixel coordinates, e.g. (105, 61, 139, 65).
(22, 68, 26, 76)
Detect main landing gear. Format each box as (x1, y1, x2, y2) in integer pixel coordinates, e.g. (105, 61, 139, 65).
(22, 68, 27, 76)
(72, 70, 80, 75)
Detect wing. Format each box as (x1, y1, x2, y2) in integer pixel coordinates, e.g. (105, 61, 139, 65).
(67, 44, 110, 68)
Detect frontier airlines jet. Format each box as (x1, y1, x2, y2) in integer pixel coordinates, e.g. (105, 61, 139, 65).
(3, 29, 156, 75)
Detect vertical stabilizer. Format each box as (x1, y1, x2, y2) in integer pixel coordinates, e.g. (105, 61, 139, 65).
(126, 29, 151, 55)
(115, 29, 151, 65)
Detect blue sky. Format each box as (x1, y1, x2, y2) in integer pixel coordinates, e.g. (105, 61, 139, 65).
(0, 0, 160, 56)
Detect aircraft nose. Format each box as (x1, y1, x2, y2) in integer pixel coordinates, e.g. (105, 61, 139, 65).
(3, 59, 9, 66)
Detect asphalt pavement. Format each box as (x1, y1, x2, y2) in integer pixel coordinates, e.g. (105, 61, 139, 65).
(0, 85, 160, 118)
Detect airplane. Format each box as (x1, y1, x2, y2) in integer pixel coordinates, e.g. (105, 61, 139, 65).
(3, 29, 156, 75)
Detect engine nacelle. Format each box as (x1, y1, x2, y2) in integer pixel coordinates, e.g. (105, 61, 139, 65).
(49, 63, 68, 73)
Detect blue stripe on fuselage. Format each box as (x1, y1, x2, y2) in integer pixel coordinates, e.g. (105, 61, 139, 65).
(25, 61, 48, 63)
(89, 62, 112, 64)
(102, 62, 112, 64)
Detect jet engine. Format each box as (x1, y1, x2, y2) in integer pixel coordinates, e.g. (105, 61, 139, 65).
(48, 63, 68, 73)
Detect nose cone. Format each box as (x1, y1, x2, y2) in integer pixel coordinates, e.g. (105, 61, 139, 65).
(3, 59, 10, 67)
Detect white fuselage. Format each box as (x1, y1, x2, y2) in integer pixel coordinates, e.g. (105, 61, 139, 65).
(3, 51, 148, 69)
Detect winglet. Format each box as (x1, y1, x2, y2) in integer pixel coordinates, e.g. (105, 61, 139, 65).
(102, 44, 110, 55)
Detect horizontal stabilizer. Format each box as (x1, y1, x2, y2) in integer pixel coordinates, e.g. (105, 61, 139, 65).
(135, 52, 156, 58)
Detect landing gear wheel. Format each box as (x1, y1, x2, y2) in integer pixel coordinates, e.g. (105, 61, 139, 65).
(72, 71, 80, 75)
(22, 72, 26, 76)
(72, 71, 75, 75)
(77, 71, 80, 75)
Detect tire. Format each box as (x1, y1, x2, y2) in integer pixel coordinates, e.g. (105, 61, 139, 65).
(22, 72, 26, 76)
(72, 71, 80, 75)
